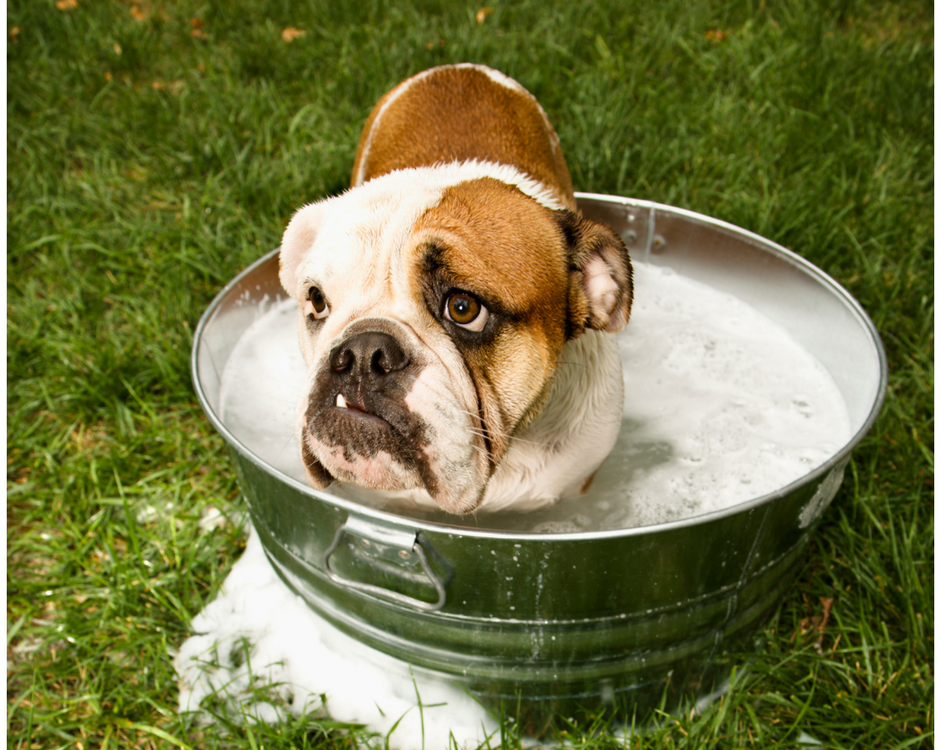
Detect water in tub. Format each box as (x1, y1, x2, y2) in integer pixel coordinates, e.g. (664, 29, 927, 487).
(175, 262, 851, 743)
(216, 261, 852, 531)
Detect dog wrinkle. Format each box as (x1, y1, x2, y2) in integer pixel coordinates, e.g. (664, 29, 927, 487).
(480, 330, 624, 511)
(319, 443, 419, 491)
(405, 180, 580, 480)
(401, 367, 489, 511)
(300, 438, 333, 488)
(414, 179, 569, 318)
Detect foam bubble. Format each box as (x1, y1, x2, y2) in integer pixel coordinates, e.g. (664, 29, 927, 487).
(219, 300, 305, 479)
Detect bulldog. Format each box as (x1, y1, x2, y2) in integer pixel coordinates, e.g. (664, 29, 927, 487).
(279, 64, 633, 515)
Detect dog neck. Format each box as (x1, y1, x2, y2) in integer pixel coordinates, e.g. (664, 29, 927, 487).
(479, 329, 625, 512)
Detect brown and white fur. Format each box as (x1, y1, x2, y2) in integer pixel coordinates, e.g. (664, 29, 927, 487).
(279, 64, 632, 515)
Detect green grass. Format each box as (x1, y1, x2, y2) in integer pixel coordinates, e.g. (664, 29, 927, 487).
(7, 0, 932, 747)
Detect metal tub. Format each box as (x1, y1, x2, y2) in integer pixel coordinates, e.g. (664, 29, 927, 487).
(192, 194, 887, 731)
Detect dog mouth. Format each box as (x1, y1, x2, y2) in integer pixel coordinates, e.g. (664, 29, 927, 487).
(333, 391, 381, 419)
(306, 384, 423, 462)
(297, 328, 491, 513)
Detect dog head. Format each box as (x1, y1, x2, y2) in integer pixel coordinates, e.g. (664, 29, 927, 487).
(279, 162, 632, 514)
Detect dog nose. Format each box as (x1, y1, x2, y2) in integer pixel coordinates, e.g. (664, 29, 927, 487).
(329, 331, 410, 377)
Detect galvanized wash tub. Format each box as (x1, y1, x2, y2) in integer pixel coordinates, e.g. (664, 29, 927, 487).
(192, 194, 887, 731)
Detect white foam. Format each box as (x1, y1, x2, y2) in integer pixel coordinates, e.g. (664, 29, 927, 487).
(219, 262, 851, 531)
(217, 300, 306, 477)
(174, 527, 498, 747)
(583, 263, 851, 529)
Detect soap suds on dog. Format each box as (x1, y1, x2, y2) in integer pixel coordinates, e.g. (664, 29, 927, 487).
(218, 261, 851, 532)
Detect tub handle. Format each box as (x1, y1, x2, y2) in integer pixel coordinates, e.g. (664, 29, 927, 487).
(322, 517, 447, 612)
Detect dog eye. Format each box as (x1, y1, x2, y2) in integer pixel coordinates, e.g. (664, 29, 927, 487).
(444, 292, 489, 332)
(304, 286, 330, 320)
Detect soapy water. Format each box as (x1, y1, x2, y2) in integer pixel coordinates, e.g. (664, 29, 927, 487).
(218, 261, 851, 531)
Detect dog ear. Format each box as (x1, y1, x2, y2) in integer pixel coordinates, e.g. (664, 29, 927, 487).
(556, 210, 633, 336)
(279, 202, 324, 298)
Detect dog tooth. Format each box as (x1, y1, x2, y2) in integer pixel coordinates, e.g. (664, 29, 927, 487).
(336, 393, 347, 409)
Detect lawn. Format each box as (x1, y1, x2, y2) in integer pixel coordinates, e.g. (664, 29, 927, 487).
(7, 0, 933, 748)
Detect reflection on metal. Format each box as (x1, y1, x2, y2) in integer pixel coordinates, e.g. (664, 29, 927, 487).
(323, 517, 448, 612)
